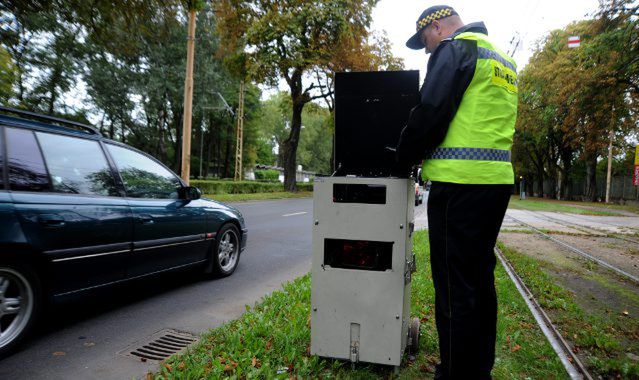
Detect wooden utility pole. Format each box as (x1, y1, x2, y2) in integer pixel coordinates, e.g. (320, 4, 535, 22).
(180, 8, 197, 185)
(234, 81, 245, 181)
(605, 129, 614, 203)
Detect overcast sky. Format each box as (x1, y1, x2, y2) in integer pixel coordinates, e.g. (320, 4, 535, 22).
(372, 0, 601, 79)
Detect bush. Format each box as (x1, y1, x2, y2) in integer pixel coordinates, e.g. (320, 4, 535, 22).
(254, 169, 280, 182)
(191, 180, 313, 194)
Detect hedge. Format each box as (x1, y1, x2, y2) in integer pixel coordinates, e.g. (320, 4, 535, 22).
(254, 169, 280, 182)
(191, 180, 313, 194)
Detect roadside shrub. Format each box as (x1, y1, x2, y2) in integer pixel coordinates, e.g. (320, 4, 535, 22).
(254, 169, 280, 182)
(191, 180, 313, 194)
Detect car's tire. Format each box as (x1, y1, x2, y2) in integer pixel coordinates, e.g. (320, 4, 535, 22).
(0, 261, 42, 357)
(205, 223, 241, 277)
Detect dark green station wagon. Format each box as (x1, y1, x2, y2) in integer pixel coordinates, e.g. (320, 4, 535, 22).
(0, 107, 247, 355)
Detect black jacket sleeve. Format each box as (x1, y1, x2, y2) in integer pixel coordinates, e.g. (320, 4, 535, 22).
(395, 38, 477, 166)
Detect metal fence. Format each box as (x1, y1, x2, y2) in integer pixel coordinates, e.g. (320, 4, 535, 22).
(532, 174, 639, 201)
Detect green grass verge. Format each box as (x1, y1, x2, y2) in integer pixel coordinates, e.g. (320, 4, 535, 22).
(498, 242, 639, 378)
(508, 197, 622, 216)
(154, 231, 565, 379)
(204, 192, 313, 203)
(192, 180, 313, 195)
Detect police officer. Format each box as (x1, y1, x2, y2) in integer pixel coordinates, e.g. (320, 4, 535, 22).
(396, 6, 517, 379)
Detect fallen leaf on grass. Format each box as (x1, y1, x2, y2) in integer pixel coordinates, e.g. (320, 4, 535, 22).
(146, 372, 153, 380)
(83, 342, 95, 347)
(163, 363, 172, 372)
(177, 362, 185, 370)
(252, 356, 262, 368)
(622, 310, 629, 317)
(266, 339, 273, 351)
(52, 351, 66, 356)
(511, 344, 521, 353)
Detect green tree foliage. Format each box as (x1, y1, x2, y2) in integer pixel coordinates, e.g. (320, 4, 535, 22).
(514, 1, 638, 200)
(0, 46, 14, 102)
(1, 2, 263, 178)
(259, 92, 333, 175)
(216, 0, 402, 191)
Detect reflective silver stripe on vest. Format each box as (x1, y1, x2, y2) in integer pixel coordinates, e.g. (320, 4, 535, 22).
(477, 47, 516, 72)
(429, 147, 511, 162)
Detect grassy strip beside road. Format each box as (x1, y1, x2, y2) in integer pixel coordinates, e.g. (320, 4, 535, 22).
(205, 191, 313, 203)
(192, 180, 313, 195)
(498, 242, 639, 378)
(155, 231, 564, 379)
(508, 196, 623, 216)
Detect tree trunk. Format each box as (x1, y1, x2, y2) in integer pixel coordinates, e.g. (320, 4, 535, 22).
(283, 101, 304, 192)
(585, 154, 598, 202)
(283, 69, 307, 192)
(536, 164, 545, 198)
(224, 122, 232, 178)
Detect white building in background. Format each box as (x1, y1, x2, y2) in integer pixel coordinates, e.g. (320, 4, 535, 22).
(245, 164, 316, 183)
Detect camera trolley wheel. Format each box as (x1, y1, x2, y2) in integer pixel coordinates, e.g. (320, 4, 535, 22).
(408, 317, 420, 354)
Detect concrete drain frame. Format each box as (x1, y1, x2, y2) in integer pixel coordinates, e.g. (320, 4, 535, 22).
(118, 329, 199, 362)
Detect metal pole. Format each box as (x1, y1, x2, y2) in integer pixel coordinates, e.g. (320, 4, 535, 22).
(199, 124, 204, 179)
(605, 129, 614, 203)
(234, 81, 245, 182)
(180, 9, 197, 185)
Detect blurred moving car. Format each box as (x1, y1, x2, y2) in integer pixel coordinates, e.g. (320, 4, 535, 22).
(415, 182, 424, 206)
(414, 167, 424, 206)
(0, 107, 247, 355)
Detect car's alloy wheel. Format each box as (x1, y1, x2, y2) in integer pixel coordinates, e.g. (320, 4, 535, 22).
(206, 224, 241, 277)
(0, 266, 37, 355)
(218, 228, 239, 272)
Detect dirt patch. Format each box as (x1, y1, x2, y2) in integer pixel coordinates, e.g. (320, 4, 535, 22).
(499, 232, 639, 318)
(556, 235, 639, 279)
(498, 232, 582, 270)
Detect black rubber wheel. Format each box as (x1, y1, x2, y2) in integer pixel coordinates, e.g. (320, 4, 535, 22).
(0, 261, 42, 357)
(205, 224, 241, 277)
(408, 317, 420, 355)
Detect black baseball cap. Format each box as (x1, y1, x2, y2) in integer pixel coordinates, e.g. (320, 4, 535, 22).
(406, 5, 458, 50)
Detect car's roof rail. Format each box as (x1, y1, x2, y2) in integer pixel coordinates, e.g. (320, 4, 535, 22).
(0, 106, 102, 136)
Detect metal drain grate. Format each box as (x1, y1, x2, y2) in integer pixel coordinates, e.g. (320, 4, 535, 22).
(119, 329, 199, 362)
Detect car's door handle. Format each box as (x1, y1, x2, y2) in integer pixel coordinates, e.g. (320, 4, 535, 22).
(138, 214, 155, 225)
(38, 214, 66, 228)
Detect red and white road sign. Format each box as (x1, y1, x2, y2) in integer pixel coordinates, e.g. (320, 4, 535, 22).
(568, 36, 581, 48)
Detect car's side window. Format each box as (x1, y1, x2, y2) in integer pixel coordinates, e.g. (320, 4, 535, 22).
(0, 127, 5, 190)
(36, 132, 119, 196)
(6, 127, 51, 192)
(106, 144, 181, 199)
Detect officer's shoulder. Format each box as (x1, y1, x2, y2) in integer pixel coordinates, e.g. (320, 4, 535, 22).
(442, 37, 477, 55)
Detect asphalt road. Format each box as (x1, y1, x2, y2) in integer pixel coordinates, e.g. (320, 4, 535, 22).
(0, 198, 313, 380)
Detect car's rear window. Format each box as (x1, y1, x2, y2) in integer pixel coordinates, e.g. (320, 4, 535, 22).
(6, 127, 50, 192)
(36, 132, 119, 196)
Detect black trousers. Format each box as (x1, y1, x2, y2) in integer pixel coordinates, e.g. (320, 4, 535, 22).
(427, 181, 512, 380)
